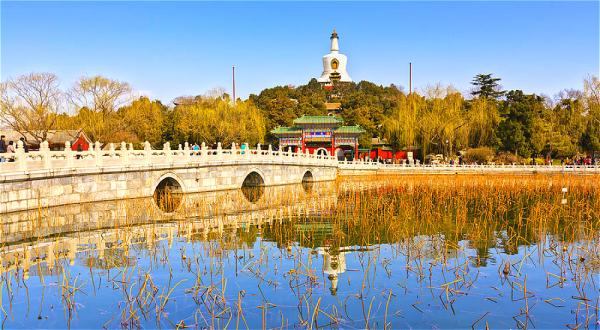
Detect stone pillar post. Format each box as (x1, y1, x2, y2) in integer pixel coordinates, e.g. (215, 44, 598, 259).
(216, 142, 222, 161)
(201, 142, 206, 159)
(231, 143, 237, 160)
(184, 142, 191, 163)
(65, 141, 74, 168)
(109, 143, 116, 158)
(163, 142, 172, 164)
(296, 147, 302, 164)
(15, 140, 26, 171)
(144, 141, 152, 164)
(268, 144, 273, 159)
(244, 143, 250, 159)
(256, 143, 262, 157)
(94, 141, 103, 167)
(120, 142, 129, 165)
(41, 141, 51, 169)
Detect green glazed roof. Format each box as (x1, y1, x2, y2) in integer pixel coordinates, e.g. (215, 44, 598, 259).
(293, 115, 343, 125)
(334, 125, 366, 134)
(271, 126, 302, 135)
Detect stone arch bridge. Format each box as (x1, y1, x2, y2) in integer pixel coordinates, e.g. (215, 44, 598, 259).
(0, 141, 337, 213)
(2, 140, 597, 214)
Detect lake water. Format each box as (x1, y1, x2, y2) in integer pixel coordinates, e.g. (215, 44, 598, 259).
(1, 175, 598, 329)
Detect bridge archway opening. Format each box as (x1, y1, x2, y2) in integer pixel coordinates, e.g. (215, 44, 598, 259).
(241, 171, 265, 203)
(153, 176, 183, 213)
(302, 170, 314, 193)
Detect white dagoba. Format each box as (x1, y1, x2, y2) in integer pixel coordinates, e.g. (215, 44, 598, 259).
(317, 29, 352, 83)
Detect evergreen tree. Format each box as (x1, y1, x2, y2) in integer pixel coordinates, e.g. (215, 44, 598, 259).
(471, 74, 505, 99)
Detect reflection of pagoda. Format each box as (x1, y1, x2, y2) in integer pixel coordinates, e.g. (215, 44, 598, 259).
(317, 247, 348, 295)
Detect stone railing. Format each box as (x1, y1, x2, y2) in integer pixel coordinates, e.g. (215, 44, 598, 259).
(0, 140, 338, 175)
(1, 140, 598, 177)
(337, 159, 600, 174)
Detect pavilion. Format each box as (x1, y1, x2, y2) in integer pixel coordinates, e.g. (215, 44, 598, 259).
(271, 115, 364, 160)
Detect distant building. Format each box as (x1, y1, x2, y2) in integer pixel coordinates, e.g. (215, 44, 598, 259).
(0, 129, 92, 151)
(358, 138, 410, 162)
(271, 115, 364, 160)
(317, 29, 352, 84)
(324, 102, 342, 115)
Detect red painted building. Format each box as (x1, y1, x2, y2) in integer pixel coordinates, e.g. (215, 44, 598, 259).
(271, 115, 364, 160)
(358, 138, 409, 161)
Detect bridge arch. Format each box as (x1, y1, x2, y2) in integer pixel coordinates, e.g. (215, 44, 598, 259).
(241, 168, 267, 188)
(302, 170, 314, 183)
(152, 173, 185, 213)
(153, 173, 186, 194)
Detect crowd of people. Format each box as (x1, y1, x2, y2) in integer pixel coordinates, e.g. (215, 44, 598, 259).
(0, 135, 29, 162)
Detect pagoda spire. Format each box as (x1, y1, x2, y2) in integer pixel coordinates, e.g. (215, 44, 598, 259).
(330, 28, 339, 53)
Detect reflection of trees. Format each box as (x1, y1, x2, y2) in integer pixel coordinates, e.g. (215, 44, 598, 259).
(85, 249, 136, 269)
(3, 176, 597, 278)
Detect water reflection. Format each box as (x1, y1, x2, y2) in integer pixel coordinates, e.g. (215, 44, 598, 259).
(0, 175, 598, 329)
(241, 185, 264, 203)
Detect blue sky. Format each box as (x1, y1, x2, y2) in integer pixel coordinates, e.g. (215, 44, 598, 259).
(1, 1, 598, 104)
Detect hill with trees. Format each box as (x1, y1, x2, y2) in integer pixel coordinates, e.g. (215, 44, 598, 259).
(2, 72, 599, 162)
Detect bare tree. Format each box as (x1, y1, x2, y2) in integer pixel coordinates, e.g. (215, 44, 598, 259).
(68, 75, 132, 115)
(0, 73, 62, 143)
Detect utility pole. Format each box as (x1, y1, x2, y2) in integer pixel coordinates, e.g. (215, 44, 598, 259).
(409, 62, 412, 95)
(232, 65, 236, 106)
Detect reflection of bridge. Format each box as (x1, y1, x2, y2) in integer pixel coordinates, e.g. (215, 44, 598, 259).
(0, 183, 338, 277)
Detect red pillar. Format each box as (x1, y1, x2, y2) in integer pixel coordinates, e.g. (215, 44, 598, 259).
(355, 139, 358, 160)
(301, 131, 306, 153)
(331, 134, 335, 157)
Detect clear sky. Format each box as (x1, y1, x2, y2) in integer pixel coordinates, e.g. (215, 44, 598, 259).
(1, 1, 598, 104)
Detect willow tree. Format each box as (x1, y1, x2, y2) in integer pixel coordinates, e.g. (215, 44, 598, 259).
(383, 93, 421, 150)
(171, 97, 266, 147)
(416, 85, 466, 158)
(116, 97, 167, 147)
(466, 97, 500, 148)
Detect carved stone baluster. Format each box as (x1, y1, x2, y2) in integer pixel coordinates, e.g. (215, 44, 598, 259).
(109, 143, 116, 158)
(65, 141, 73, 168)
(15, 140, 26, 171)
(121, 142, 129, 166)
(164, 142, 172, 164)
(216, 142, 222, 161)
(144, 141, 152, 164)
(95, 141, 103, 167)
(128, 143, 134, 163)
(184, 142, 191, 163)
(201, 142, 206, 160)
(231, 143, 237, 160)
(41, 141, 51, 169)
